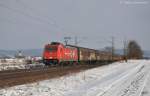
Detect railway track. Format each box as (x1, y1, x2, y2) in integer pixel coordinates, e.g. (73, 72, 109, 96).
(0, 64, 103, 89)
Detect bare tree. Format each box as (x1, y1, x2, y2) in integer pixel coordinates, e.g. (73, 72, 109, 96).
(127, 40, 143, 59)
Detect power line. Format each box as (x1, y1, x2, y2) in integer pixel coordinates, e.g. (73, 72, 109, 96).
(0, 3, 49, 24)
(15, 0, 66, 32)
(0, 3, 65, 33)
(74, 36, 88, 46)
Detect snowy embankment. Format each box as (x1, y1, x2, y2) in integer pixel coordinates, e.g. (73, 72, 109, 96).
(0, 60, 150, 96)
(0, 63, 44, 71)
(0, 63, 26, 71)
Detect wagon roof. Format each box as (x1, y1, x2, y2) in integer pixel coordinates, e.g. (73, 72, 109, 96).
(67, 45, 100, 51)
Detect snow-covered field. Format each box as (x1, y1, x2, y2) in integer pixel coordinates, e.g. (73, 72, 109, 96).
(0, 63, 44, 71)
(0, 60, 150, 96)
(0, 63, 26, 71)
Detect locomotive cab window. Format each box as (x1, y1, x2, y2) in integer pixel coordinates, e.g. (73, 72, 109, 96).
(45, 47, 57, 52)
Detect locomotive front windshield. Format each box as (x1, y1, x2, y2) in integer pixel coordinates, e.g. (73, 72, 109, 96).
(45, 46, 57, 52)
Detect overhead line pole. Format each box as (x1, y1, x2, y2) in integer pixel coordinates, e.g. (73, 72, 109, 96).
(75, 36, 78, 46)
(123, 39, 128, 62)
(111, 36, 115, 61)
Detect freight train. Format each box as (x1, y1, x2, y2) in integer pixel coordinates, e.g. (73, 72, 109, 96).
(43, 42, 122, 65)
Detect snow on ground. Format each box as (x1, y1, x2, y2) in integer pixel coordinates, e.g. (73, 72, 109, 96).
(101, 61, 150, 96)
(139, 60, 150, 96)
(0, 60, 150, 96)
(0, 64, 26, 71)
(0, 63, 44, 71)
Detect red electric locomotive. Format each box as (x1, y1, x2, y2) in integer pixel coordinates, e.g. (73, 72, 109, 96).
(43, 42, 123, 65)
(43, 42, 78, 65)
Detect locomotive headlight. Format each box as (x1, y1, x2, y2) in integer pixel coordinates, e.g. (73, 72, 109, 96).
(49, 57, 52, 59)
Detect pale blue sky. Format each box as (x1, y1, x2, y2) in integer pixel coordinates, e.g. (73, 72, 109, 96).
(0, 0, 149, 50)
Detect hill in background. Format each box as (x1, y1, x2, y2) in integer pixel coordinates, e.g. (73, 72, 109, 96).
(0, 49, 43, 57)
(0, 49, 149, 58)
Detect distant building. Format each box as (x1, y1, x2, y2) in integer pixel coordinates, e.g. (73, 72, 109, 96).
(15, 51, 25, 58)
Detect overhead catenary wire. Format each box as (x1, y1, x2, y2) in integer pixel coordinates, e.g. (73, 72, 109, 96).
(0, 2, 66, 33)
(15, 0, 64, 31)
